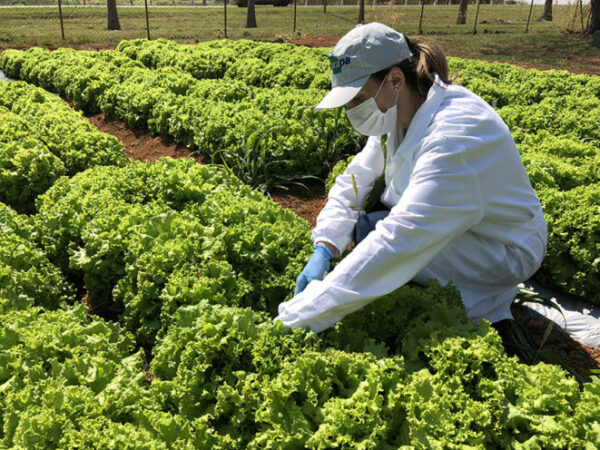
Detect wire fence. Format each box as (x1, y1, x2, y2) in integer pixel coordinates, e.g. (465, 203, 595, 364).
(0, 0, 593, 48)
(0, 0, 557, 6)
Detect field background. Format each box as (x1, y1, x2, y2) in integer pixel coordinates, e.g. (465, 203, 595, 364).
(1, 4, 599, 74)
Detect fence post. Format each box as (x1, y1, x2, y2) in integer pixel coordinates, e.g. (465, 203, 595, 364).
(418, 0, 425, 34)
(473, 0, 480, 33)
(358, 0, 365, 23)
(144, 0, 151, 39)
(58, 0, 65, 40)
(525, 0, 534, 32)
(224, 0, 228, 38)
(293, 0, 297, 31)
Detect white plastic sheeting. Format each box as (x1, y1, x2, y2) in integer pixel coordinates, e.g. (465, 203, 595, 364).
(518, 280, 600, 349)
(0, 70, 15, 82)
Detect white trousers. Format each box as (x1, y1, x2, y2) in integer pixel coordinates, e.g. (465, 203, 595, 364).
(412, 228, 547, 323)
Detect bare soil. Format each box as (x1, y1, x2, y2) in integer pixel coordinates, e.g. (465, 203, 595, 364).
(88, 111, 600, 378)
(270, 180, 328, 229)
(512, 304, 600, 378)
(88, 113, 210, 164)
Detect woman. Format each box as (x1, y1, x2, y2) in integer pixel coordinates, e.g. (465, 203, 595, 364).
(275, 22, 547, 333)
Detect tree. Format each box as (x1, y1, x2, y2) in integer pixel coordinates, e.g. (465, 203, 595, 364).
(456, 0, 468, 24)
(590, 0, 600, 33)
(107, 0, 121, 30)
(246, 0, 257, 28)
(540, 0, 552, 21)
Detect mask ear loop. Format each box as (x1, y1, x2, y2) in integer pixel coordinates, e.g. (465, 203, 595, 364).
(374, 74, 399, 111)
(373, 76, 387, 100)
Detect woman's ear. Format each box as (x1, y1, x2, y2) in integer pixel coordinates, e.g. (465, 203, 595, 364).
(388, 67, 405, 93)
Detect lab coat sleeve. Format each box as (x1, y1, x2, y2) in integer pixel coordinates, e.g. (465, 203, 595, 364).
(276, 136, 485, 333)
(311, 136, 385, 254)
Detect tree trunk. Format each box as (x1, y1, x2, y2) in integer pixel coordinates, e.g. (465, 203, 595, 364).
(456, 0, 467, 24)
(107, 0, 121, 30)
(590, 0, 600, 33)
(540, 0, 552, 21)
(358, 0, 365, 23)
(245, 0, 257, 28)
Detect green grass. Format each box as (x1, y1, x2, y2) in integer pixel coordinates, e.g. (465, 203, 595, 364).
(0, 5, 598, 74)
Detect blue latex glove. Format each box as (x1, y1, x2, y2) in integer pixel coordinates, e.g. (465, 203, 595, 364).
(294, 244, 334, 296)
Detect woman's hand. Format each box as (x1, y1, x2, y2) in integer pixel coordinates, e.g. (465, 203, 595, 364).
(294, 244, 334, 296)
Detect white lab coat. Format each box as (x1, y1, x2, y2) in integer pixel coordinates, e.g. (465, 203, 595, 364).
(276, 73, 547, 333)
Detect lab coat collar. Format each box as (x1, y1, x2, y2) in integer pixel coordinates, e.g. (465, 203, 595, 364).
(387, 72, 449, 161)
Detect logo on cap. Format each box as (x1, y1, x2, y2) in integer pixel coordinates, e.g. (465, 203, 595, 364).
(329, 55, 351, 74)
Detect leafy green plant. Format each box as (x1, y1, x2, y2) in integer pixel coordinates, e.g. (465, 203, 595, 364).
(0, 305, 153, 448)
(0, 202, 75, 313)
(34, 158, 313, 346)
(0, 80, 127, 213)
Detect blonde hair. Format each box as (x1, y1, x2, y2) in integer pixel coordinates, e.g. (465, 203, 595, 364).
(372, 36, 456, 97)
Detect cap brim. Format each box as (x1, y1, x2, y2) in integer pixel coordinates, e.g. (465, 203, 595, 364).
(315, 74, 370, 111)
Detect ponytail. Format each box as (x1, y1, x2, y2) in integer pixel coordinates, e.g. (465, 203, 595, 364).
(372, 36, 455, 98)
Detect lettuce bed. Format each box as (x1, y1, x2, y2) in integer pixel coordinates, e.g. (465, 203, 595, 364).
(1, 40, 600, 447)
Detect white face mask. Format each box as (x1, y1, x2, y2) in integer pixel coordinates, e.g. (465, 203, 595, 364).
(346, 78, 398, 137)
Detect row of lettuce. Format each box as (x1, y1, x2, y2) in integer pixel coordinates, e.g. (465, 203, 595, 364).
(2, 157, 600, 447)
(0, 44, 362, 191)
(0, 82, 127, 214)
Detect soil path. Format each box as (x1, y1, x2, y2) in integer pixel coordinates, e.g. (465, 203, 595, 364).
(88, 113, 209, 164)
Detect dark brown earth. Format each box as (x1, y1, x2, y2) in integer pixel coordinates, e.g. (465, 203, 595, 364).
(512, 304, 600, 380)
(87, 111, 600, 380)
(88, 113, 210, 164)
(270, 180, 328, 229)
